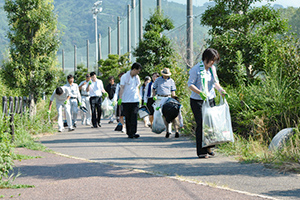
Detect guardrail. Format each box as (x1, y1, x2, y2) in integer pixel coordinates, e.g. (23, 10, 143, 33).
(2, 96, 34, 142)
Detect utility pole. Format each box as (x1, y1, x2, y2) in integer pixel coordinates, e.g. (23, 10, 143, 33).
(108, 26, 111, 55)
(187, 0, 193, 69)
(117, 16, 121, 56)
(139, 0, 143, 41)
(74, 45, 77, 74)
(127, 4, 131, 60)
(157, 0, 161, 13)
(62, 49, 65, 72)
(98, 33, 102, 75)
(132, 0, 136, 49)
(87, 39, 89, 71)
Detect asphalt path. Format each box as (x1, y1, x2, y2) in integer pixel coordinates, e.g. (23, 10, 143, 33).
(2, 119, 299, 199)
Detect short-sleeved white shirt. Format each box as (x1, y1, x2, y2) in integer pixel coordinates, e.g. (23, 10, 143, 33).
(120, 71, 140, 103)
(79, 80, 90, 96)
(50, 86, 70, 104)
(89, 79, 104, 97)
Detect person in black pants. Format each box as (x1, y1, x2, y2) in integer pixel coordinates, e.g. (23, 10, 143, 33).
(86, 71, 108, 128)
(188, 48, 228, 158)
(118, 63, 142, 138)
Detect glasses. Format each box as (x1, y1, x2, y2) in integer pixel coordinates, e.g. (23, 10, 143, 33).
(86, 76, 90, 78)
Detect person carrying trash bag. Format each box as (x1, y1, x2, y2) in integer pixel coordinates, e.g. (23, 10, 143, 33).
(113, 72, 125, 132)
(143, 72, 159, 127)
(152, 67, 177, 138)
(48, 86, 74, 132)
(155, 96, 183, 138)
(188, 48, 228, 159)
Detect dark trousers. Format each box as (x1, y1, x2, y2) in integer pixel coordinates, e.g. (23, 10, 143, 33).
(90, 96, 102, 127)
(190, 98, 215, 156)
(122, 102, 139, 137)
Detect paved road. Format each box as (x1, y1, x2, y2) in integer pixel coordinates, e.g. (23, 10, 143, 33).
(2, 120, 299, 199)
(38, 120, 300, 200)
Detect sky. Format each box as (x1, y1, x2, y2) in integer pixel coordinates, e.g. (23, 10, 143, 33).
(167, 0, 300, 8)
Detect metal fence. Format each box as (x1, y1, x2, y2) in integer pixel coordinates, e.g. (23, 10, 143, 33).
(58, 0, 210, 74)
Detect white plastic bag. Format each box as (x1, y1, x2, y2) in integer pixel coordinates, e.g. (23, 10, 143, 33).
(202, 97, 234, 147)
(101, 97, 114, 119)
(152, 108, 166, 134)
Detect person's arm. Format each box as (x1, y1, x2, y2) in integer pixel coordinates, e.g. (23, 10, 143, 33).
(48, 101, 53, 111)
(76, 85, 82, 103)
(119, 85, 124, 100)
(143, 83, 149, 103)
(79, 81, 86, 90)
(171, 91, 176, 97)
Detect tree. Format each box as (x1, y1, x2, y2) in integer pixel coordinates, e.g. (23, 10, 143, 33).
(200, 0, 288, 85)
(133, 10, 175, 78)
(98, 53, 131, 85)
(2, 0, 60, 99)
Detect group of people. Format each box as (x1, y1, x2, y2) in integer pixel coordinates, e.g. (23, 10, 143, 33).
(48, 48, 228, 159)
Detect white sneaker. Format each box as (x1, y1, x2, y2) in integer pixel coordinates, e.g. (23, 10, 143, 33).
(86, 122, 91, 126)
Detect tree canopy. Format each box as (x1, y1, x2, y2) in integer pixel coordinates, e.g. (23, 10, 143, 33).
(2, 0, 61, 99)
(200, 0, 288, 85)
(133, 10, 175, 78)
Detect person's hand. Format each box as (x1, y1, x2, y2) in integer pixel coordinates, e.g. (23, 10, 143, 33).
(88, 80, 92, 85)
(64, 100, 68, 105)
(199, 91, 207, 101)
(118, 98, 122, 105)
(156, 106, 160, 111)
(143, 102, 147, 106)
(111, 101, 116, 107)
(47, 110, 51, 115)
(78, 102, 82, 106)
(153, 95, 157, 101)
(83, 82, 87, 85)
(219, 89, 229, 98)
(103, 92, 108, 98)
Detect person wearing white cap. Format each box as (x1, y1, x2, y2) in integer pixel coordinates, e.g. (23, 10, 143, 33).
(152, 67, 177, 138)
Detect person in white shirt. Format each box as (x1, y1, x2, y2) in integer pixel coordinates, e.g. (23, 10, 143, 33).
(65, 74, 82, 128)
(79, 73, 92, 126)
(86, 71, 108, 128)
(118, 63, 142, 138)
(48, 86, 74, 132)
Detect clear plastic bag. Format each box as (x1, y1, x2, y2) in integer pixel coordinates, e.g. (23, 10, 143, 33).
(152, 108, 166, 134)
(101, 97, 114, 119)
(202, 97, 234, 147)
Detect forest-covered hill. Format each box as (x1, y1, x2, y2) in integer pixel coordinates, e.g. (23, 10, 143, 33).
(0, 0, 299, 61)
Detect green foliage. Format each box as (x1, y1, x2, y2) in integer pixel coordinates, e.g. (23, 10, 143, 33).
(0, 118, 14, 182)
(200, 0, 289, 85)
(98, 53, 131, 85)
(2, 0, 61, 98)
(74, 63, 88, 84)
(133, 10, 176, 78)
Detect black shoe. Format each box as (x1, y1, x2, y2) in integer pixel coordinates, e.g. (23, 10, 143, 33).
(128, 134, 140, 139)
(98, 123, 101, 127)
(175, 132, 179, 138)
(68, 128, 75, 132)
(165, 132, 171, 138)
(73, 123, 76, 128)
(198, 154, 209, 159)
(91, 126, 98, 128)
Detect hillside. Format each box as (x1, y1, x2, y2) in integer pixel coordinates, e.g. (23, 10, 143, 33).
(0, 0, 299, 63)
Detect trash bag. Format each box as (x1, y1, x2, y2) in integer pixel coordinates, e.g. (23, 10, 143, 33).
(202, 97, 234, 147)
(152, 108, 165, 134)
(101, 97, 114, 119)
(162, 98, 181, 123)
(138, 106, 149, 119)
(269, 128, 296, 151)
